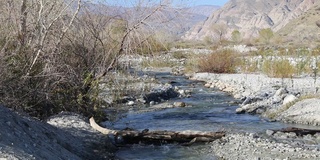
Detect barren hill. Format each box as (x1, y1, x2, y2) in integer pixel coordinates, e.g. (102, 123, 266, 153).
(277, 2, 320, 45)
(183, 0, 316, 41)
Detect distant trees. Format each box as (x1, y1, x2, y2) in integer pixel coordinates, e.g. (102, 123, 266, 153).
(0, 0, 174, 119)
(231, 30, 242, 44)
(259, 28, 274, 44)
(211, 23, 227, 44)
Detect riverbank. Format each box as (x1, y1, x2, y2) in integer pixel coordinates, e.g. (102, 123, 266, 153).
(211, 132, 320, 159)
(191, 73, 320, 126)
(0, 106, 116, 159)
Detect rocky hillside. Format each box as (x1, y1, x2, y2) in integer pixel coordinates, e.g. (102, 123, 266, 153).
(183, 0, 317, 41)
(277, 2, 320, 45)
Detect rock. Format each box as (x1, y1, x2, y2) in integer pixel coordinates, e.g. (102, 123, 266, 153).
(274, 88, 288, 97)
(223, 86, 234, 93)
(173, 102, 186, 107)
(234, 94, 242, 99)
(242, 97, 252, 105)
(266, 129, 274, 136)
(283, 94, 297, 105)
(127, 101, 135, 106)
(137, 98, 146, 104)
(236, 107, 245, 114)
(204, 83, 211, 88)
(178, 90, 185, 95)
(149, 101, 155, 105)
(277, 98, 320, 125)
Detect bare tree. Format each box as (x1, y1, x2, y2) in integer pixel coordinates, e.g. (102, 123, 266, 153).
(0, 0, 177, 119)
(211, 23, 227, 44)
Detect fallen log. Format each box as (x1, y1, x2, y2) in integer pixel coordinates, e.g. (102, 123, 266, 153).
(89, 117, 225, 145)
(272, 127, 320, 136)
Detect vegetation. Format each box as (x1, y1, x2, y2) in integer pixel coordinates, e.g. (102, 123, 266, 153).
(259, 28, 274, 44)
(0, 0, 172, 119)
(261, 59, 295, 78)
(231, 30, 242, 44)
(197, 50, 237, 73)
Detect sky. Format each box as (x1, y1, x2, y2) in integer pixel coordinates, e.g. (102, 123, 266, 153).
(103, 0, 229, 7)
(187, 0, 229, 6)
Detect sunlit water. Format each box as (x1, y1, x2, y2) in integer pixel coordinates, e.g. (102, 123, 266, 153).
(111, 72, 290, 160)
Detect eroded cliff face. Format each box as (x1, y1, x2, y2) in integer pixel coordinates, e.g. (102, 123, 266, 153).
(183, 0, 316, 41)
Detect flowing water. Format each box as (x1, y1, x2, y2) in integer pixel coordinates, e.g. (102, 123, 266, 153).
(111, 72, 291, 160)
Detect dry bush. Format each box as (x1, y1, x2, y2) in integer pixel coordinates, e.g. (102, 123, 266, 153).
(0, 0, 174, 119)
(262, 59, 295, 78)
(197, 50, 237, 73)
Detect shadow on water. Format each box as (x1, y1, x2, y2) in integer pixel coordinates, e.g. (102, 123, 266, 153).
(112, 71, 290, 159)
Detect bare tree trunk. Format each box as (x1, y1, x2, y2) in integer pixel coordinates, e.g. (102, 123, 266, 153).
(89, 117, 225, 145)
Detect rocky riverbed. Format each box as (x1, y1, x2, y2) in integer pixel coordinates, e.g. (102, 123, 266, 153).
(191, 73, 320, 126)
(211, 132, 320, 160)
(1, 66, 320, 159)
(191, 72, 320, 159)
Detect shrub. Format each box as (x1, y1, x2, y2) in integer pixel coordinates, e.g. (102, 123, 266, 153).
(197, 49, 237, 73)
(262, 59, 295, 78)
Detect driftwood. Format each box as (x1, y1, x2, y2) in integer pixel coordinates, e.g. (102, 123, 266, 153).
(89, 117, 225, 145)
(272, 127, 320, 136)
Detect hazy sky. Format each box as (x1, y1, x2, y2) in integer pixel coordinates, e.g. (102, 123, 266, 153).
(188, 0, 229, 6)
(104, 0, 229, 7)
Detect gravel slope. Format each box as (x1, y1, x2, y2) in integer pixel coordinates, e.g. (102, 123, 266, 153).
(0, 106, 115, 159)
(211, 133, 320, 160)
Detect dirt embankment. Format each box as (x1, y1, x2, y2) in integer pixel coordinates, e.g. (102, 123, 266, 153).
(0, 106, 116, 159)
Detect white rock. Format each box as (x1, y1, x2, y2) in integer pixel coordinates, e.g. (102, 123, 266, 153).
(178, 90, 185, 95)
(274, 88, 288, 97)
(127, 101, 135, 106)
(204, 83, 211, 88)
(236, 107, 245, 114)
(283, 94, 297, 105)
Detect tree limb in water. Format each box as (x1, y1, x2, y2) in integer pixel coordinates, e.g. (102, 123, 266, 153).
(89, 117, 225, 145)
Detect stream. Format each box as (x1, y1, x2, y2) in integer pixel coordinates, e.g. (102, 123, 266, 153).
(111, 72, 292, 160)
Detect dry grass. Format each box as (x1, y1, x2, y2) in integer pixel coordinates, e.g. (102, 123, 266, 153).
(262, 59, 295, 78)
(197, 49, 238, 73)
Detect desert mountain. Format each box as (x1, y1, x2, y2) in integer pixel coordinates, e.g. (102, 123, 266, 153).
(277, 2, 320, 44)
(185, 5, 220, 17)
(183, 0, 317, 41)
(83, 2, 218, 38)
